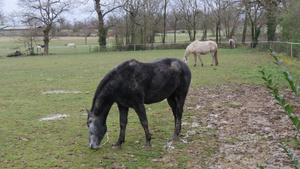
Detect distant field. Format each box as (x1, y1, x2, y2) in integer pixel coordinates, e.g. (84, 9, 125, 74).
(1, 48, 300, 168)
(0, 33, 213, 56)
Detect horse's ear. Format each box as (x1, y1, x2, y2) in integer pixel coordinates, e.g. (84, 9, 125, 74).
(86, 108, 92, 117)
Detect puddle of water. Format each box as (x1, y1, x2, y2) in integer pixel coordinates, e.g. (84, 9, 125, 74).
(39, 114, 70, 121)
(41, 90, 81, 94)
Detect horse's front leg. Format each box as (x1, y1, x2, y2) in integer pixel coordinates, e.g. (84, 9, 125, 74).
(134, 103, 151, 147)
(197, 53, 204, 67)
(193, 53, 197, 67)
(113, 104, 129, 148)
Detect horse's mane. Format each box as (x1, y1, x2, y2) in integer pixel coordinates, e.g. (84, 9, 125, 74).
(91, 69, 116, 112)
(91, 59, 140, 112)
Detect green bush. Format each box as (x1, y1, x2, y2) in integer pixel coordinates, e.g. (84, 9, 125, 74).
(258, 49, 300, 169)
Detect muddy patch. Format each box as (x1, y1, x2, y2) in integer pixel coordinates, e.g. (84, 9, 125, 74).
(155, 83, 300, 168)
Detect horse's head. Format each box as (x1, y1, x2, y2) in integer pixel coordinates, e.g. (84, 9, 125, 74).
(86, 109, 107, 149)
(183, 55, 188, 63)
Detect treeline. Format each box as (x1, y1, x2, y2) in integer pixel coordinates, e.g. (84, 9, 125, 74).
(90, 0, 300, 48)
(0, 0, 299, 55)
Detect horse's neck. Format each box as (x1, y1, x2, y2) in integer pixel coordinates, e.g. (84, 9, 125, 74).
(92, 95, 114, 118)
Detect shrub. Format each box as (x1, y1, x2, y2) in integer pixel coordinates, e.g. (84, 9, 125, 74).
(258, 49, 300, 168)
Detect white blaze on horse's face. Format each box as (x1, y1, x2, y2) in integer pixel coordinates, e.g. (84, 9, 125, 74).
(87, 109, 106, 149)
(88, 122, 100, 149)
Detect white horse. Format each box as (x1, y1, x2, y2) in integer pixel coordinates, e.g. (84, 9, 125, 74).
(229, 39, 235, 49)
(66, 43, 76, 48)
(36, 44, 44, 53)
(183, 40, 218, 67)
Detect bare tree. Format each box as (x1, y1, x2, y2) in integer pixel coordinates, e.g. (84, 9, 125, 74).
(0, 0, 4, 24)
(209, 0, 222, 43)
(169, 8, 182, 43)
(223, 1, 240, 39)
(241, 0, 250, 44)
(141, 0, 162, 44)
(256, 0, 282, 41)
(19, 19, 43, 55)
(200, 0, 212, 41)
(0, 12, 4, 25)
(162, 0, 170, 43)
(94, 0, 122, 47)
(177, 0, 201, 41)
(247, 1, 265, 48)
(123, 0, 141, 46)
(19, 0, 78, 55)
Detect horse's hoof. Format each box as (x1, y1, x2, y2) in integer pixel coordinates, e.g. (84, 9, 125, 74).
(144, 142, 152, 147)
(112, 142, 122, 149)
(210, 64, 213, 66)
(112, 145, 121, 149)
(193, 65, 196, 67)
(172, 135, 179, 142)
(201, 64, 204, 67)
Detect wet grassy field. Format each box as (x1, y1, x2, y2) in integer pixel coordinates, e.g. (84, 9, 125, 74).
(1, 48, 300, 168)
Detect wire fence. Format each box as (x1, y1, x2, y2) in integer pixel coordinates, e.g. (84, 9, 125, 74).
(1, 40, 300, 58)
(87, 41, 300, 58)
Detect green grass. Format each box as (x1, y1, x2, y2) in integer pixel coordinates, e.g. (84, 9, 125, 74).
(1, 48, 300, 168)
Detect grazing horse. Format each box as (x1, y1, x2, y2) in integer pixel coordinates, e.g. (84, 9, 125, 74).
(229, 39, 235, 49)
(183, 40, 218, 67)
(86, 58, 191, 149)
(66, 43, 76, 48)
(36, 44, 44, 53)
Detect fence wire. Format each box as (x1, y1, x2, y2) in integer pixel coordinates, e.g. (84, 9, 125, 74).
(1, 41, 300, 58)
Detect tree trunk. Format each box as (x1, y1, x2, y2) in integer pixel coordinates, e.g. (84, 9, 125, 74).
(43, 25, 51, 55)
(173, 18, 177, 43)
(98, 26, 107, 47)
(266, 10, 276, 41)
(263, 0, 279, 41)
(162, 0, 167, 43)
(242, 4, 248, 45)
(95, 0, 107, 47)
(201, 28, 207, 41)
(229, 26, 235, 39)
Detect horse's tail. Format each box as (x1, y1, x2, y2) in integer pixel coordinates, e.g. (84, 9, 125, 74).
(214, 50, 218, 66)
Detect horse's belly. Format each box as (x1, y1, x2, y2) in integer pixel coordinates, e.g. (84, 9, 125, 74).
(143, 87, 176, 104)
(144, 95, 167, 104)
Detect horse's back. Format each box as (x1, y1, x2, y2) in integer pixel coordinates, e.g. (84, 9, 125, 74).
(142, 58, 191, 103)
(113, 58, 191, 104)
(187, 40, 217, 54)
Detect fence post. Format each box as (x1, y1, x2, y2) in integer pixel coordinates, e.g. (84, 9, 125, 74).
(134, 44, 136, 51)
(286, 42, 289, 55)
(291, 43, 293, 58)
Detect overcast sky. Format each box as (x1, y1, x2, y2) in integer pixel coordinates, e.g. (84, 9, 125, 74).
(2, 0, 96, 25)
(2, 0, 19, 13)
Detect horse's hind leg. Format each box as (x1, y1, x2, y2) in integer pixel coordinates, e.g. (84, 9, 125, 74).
(167, 94, 184, 141)
(133, 103, 152, 147)
(211, 52, 215, 66)
(197, 53, 204, 66)
(114, 104, 129, 148)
